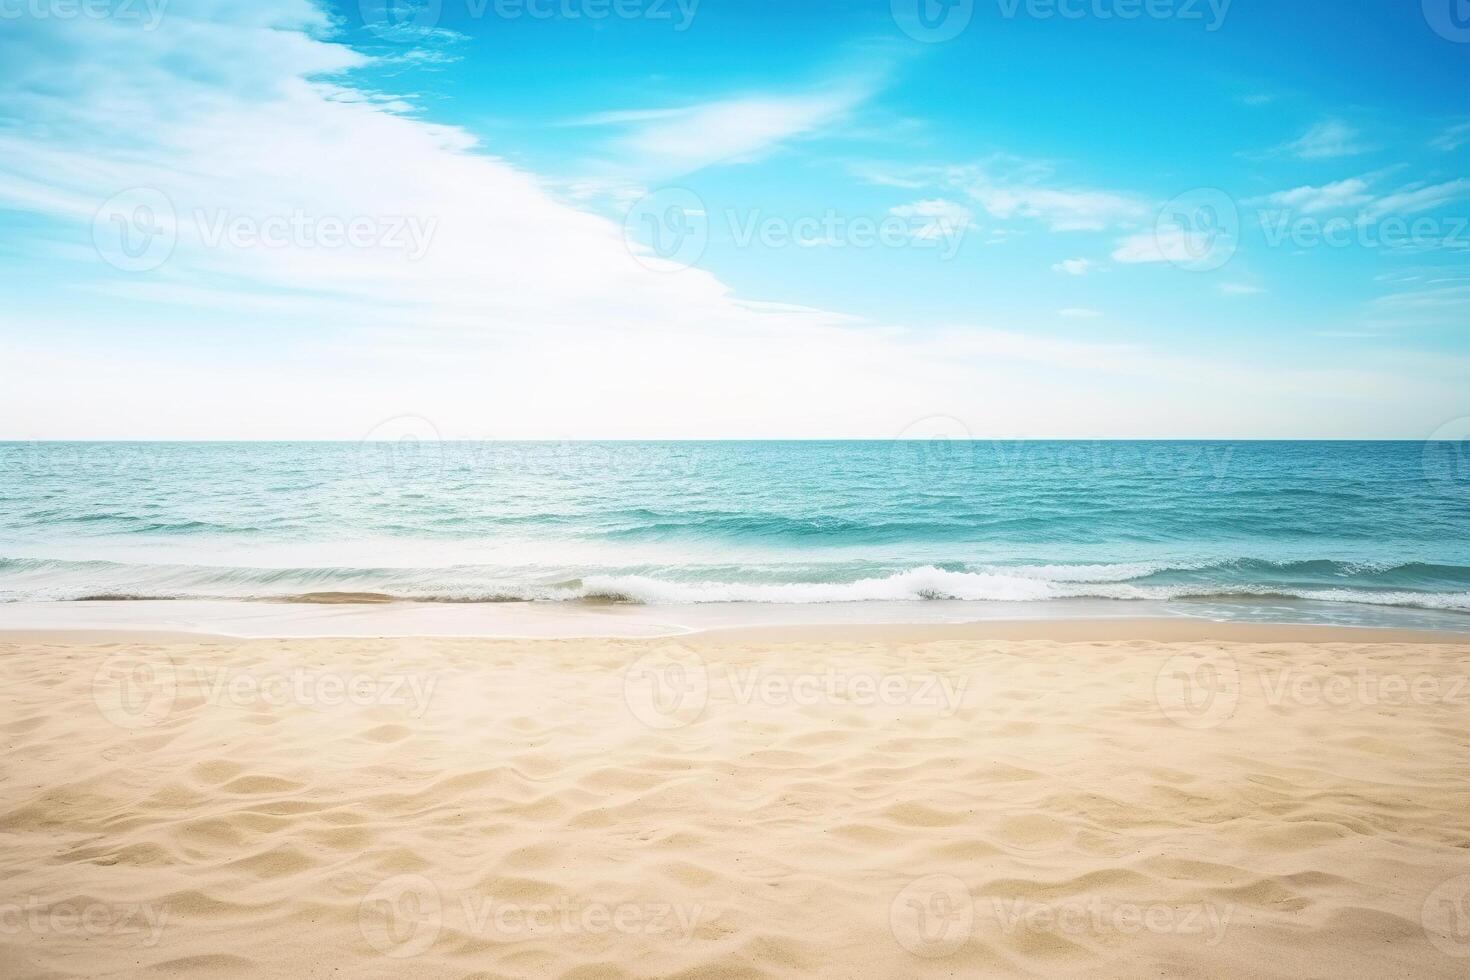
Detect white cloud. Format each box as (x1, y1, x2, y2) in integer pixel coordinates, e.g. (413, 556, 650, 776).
(1248, 175, 1470, 228)
(1051, 258, 1094, 276)
(1431, 122, 1470, 152)
(1218, 283, 1263, 295)
(872, 158, 1146, 232)
(1273, 119, 1373, 159)
(1111, 229, 1191, 264)
(888, 198, 972, 241)
(1057, 307, 1102, 318)
(591, 83, 877, 178)
(964, 180, 1144, 231)
(1365, 285, 1470, 326)
(852, 158, 1143, 233)
(1358, 179, 1470, 221)
(1252, 178, 1372, 214)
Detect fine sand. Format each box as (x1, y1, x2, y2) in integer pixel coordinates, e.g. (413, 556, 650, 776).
(3, 622, 1470, 978)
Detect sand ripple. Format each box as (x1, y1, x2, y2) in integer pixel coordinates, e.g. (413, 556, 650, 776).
(2, 632, 1470, 977)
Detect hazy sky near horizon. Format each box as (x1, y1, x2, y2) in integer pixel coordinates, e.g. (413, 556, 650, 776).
(1, 0, 1468, 439)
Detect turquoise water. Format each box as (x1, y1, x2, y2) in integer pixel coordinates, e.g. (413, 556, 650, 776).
(1, 441, 1468, 616)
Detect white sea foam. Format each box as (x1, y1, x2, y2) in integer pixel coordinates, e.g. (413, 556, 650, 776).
(3, 557, 1470, 615)
(579, 567, 1058, 604)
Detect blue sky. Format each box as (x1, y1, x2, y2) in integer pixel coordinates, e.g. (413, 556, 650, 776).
(1, 0, 1468, 438)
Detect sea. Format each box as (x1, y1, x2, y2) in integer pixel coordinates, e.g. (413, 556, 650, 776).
(2, 440, 1469, 631)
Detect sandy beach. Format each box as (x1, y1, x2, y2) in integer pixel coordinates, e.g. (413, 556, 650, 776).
(4, 621, 1470, 978)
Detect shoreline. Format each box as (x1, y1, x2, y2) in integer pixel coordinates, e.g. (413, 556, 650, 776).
(3, 617, 1470, 647)
(1, 595, 1469, 642)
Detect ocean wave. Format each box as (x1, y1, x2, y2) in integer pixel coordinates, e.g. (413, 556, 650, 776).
(2, 556, 1469, 612)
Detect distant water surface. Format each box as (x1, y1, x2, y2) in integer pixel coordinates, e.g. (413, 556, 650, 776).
(1, 441, 1467, 625)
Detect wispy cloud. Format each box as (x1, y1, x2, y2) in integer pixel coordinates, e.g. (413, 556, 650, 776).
(1247, 174, 1470, 223)
(1431, 121, 1470, 152)
(1051, 258, 1095, 275)
(1358, 179, 1470, 221)
(1250, 178, 1373, 214)
(1218, 283, 1263, 295)
(1265, 119, 1373, 160)
(1365, 284, 1470, 327)
(1110, 228, 1195, 265)
(583, 78, 881, 179)
(854, 157, 1144, 233)
(888, 198, 972, 244)
(959, 170, 1145, 232)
